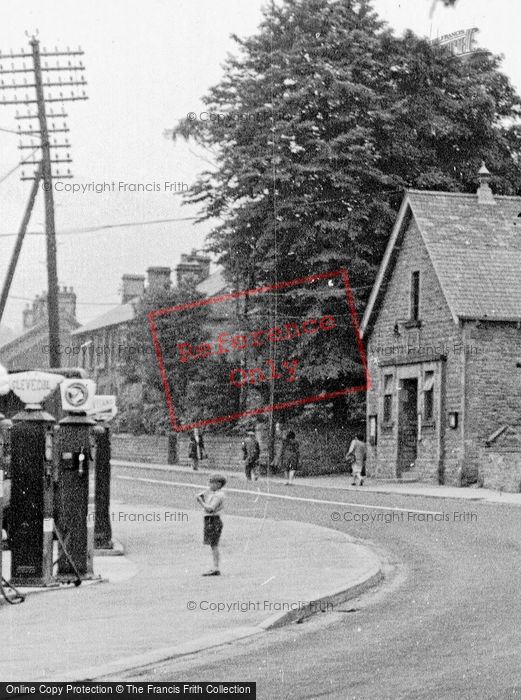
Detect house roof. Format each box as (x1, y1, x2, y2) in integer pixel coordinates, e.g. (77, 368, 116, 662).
(196, 266, 227, 297)
(0, 313, 80, 351)
(361, 189, 521, 336)
(71, 267, 228, 337)
(71, 299, 138, 336)
(0, 325, 16, 347)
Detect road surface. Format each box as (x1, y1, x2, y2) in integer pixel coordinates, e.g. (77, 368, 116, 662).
(112, 464, 521, 700)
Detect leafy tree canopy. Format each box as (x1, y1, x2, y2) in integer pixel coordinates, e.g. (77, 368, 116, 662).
(171, 0, 521, 422)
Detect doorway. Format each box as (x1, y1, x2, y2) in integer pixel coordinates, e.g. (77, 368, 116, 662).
(397, 377, 418, 476)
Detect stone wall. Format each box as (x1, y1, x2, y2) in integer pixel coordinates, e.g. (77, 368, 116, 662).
(365, 218, 464, 484)
(464, 323, 521, 484)
(478, 426, 521, 493)
(111, 423, 362, 477)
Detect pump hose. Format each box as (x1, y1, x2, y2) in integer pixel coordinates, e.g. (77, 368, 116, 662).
(0, 575, 25, 604)
(53, 523, 82, 586)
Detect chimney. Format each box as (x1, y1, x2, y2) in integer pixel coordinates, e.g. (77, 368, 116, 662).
(189, 249, 211, 280)
(33, 293, 47, 324)
(121, 274, 145, 304)
(175, 250, 211, 287)
(58, 286, 77, 319)
(22, 304, 34, 330)
(146, 266, 171, 294)
(477, 162, 496, 205)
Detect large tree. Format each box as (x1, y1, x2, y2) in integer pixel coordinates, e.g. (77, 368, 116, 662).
(171, 0, 521, 422)
(118, 283, 240, 433)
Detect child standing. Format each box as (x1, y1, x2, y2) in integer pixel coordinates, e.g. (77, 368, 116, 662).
(196, 473, 226, 576)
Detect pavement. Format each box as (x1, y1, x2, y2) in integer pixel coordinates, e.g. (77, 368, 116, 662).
(112, 458, 521, 505)
(0, 499, 381, 682)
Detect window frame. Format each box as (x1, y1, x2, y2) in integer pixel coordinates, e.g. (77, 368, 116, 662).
(422, 370, 435, 426)
(410, 270, 420, 322)
(382, 373, 394, 426)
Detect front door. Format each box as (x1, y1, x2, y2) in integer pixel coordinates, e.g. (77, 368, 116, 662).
(397, 377, 418, 476)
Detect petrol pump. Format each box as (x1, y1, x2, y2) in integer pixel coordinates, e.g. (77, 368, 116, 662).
(0, 412, 13, 536)
(7, 370, 64, 587)
(55, 378, 97, 581)
(0, 364, 10, 588)
(88, 395, 117, 550)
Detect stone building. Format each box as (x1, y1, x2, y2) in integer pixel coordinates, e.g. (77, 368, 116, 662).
(70, 251, 218, 395)
(0, 287, 80, 370)
(361, 166, 521, 490)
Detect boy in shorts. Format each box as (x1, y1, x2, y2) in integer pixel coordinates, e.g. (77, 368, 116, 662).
(196, 473, 226, 576)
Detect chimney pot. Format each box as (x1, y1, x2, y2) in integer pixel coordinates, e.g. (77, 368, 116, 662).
(121, 273, 145, 304)
(477, 161, 496, 205)
(146, 267, 171, 294)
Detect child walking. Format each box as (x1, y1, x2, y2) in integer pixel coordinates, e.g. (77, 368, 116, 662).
(196, 473, 226, 576)
(277, 430, 300, 485)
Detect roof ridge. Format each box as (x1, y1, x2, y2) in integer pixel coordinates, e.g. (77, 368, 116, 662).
(407, 188, 521, 201)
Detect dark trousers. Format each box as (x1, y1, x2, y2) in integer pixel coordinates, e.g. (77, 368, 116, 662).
(245, 460, 258, 480)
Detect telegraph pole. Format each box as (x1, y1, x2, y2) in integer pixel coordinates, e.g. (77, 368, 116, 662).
(0, 36, 87, 367)
(31, 38, 60, 367)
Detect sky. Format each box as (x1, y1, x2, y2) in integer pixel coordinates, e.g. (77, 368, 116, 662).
(0, 0, 519, 332)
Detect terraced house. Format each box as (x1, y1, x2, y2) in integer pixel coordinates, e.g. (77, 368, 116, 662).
(361, 165, 521, 492)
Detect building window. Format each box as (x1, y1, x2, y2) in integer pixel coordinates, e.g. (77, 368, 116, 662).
(423, 371, 435, 422)
(369, 415, 378, 446)
(410, 271, 420, 321)
(383, 374, 393, 424)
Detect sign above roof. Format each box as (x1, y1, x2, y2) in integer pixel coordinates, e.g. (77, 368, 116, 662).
(431, 28, 479, 57)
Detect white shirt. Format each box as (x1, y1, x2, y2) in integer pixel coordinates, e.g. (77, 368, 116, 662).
(204, 490, 224, 514)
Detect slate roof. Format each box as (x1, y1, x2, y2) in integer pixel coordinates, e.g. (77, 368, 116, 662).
(71, 299, 138, 336)
(0, 314, 80, 351)
(71, 267, 228, 336)
(195, 266, 227, 297)
(362, 188, 521, 335)
(0, 325, 16, 347)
